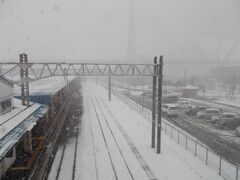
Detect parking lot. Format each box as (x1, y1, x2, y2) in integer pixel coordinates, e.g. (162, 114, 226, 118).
(123, 91, 240, 165)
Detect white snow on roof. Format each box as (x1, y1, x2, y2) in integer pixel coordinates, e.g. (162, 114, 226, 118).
(14, 76, 76, 96)
(164, 103, 178, 107)
(183, 85, 198, 90)
(222, 112, 235, 115)
(27, 122, 37, 131)
(0, 98, 40, 140)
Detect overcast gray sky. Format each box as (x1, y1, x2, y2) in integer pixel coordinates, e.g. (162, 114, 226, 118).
(0, 0, 240, 79)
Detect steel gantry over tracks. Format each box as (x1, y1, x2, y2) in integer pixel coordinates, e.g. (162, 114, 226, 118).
(1, 60, 156, 81)
(0, 54, 163, 154)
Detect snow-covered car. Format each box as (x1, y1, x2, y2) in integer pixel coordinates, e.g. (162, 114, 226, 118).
(211, 112, 240, 121)
(162, 104, 178, 116)
(177, 101, 192, 109)
(211, 113, 240, 130)
(213, 118, 240, 130)
(196, 108, 221, 119)
(185, 105, 208, 116)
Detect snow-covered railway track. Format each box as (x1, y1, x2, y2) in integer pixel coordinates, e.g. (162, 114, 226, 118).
(164, 115, 240, 165)
(86, 101, 99, 180)
(93, 95, 135, 179)
(88, 86, 156, 180)
(54, 126, 80, 180)
(53, 96, 81, 180)
(29, 94, 75, 180)
(55, 139, 67, 180)
(98, 97, 157, 180)
(89, 93, 120, 180)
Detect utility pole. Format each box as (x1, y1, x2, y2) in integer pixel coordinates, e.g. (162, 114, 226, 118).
(156, 56, 163, 154)
(151, 57, 157, 148)
(108, 67, 111, 101)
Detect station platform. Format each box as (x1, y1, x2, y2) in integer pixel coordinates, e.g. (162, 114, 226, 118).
(48, 81, 223, 180)
(0, 99, 48, 160)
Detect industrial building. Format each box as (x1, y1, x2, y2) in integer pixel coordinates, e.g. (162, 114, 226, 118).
(182, 85, 198, 98)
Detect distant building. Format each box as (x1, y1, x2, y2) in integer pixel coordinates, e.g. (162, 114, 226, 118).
(182, 85, 198, 98)
(0, 76, 14, 114)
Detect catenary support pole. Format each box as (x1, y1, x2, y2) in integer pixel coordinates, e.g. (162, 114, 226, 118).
(151, 57, 157, 148)
(108, 67, 111, 101)
(20, 53, 30, 107)
(157, 56, 163, 154)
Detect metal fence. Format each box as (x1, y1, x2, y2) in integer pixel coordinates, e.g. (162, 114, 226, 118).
(111, 88, 240, 180)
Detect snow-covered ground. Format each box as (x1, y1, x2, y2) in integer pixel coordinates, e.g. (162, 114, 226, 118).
(195, 90, 240, 109)
(48, 81, 224, 180)
(216, 100, 240, 109)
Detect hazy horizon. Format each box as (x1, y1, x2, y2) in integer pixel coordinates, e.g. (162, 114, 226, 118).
(1, 0, 240, 79)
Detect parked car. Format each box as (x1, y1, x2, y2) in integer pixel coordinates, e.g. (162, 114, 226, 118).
(196, 108, 221, 119)
(162, 104, 178, 116)
(211, 113, 240, 130)
(185, 105, 208, 116)
(211, 112, 240, 121)
(177, 101, 192, 109)
(214, 118, 240, 130)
